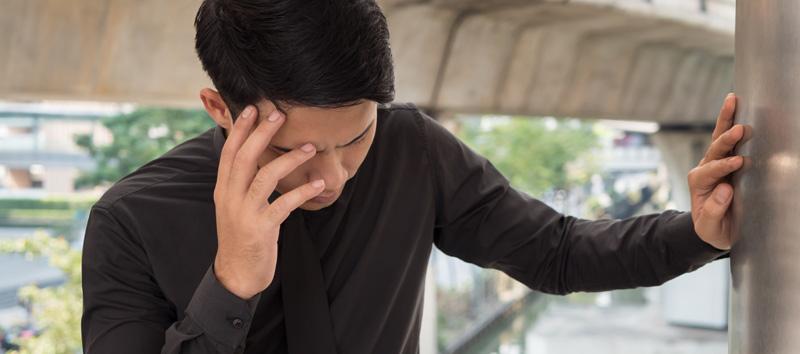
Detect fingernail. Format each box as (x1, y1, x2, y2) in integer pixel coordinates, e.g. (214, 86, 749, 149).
(728, 156, 741, 165)
(243, 106, 255, 119)
(268, 110, 281, 122)
(311, 179, 325, 188)
(300, 143, 315, 153)
(714, 187, 731, 203)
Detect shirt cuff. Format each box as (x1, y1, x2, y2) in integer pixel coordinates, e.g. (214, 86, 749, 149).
(184, 263, 262, 351)
(666, 210, 730, 267)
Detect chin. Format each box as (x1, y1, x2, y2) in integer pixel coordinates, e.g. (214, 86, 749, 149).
(299, 199, 335, 211)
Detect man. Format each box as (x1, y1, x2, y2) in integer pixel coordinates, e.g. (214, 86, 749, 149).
(80, 0, 743, 353)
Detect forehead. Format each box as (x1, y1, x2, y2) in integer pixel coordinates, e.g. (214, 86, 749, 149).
(259, 100, 377, 144)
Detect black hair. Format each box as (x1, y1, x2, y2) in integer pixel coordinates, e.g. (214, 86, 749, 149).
(194, 0, 395, 119)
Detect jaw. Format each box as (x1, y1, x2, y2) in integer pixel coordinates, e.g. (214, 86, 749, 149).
(299, 199, 336, 211)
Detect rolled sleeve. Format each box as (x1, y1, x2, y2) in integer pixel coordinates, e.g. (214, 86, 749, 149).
(183, 264, 262, 352)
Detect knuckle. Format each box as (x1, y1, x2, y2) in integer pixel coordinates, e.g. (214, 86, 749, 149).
(254, 171, 279, 196)
(712, 137, 726, 150)
(722, 133, 736, 145)
(233, 150, 253, 168)
(219, 147, 232, 160)
(247, 174, 269, 201)
(219, 150, 234, 167)
(251, 169, 268, 188)
(265, 204, 286, 222)
(687, 168, 699, 183)
(258, 165, 280, 186)
(246, 184, 263, 202)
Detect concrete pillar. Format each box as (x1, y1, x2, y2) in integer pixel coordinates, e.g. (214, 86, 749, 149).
(420, 262, 437, 354)
(730, 2, 800, 353)
(653, 130, 729, 330)
(652, 131, 708, 212)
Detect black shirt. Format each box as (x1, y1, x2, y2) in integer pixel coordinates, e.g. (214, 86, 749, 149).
(80, 102, 729, 353)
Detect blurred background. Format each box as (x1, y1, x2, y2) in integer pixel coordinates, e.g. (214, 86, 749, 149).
(0, 0, 735, 353)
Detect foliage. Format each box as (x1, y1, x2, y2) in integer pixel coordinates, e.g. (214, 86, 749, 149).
(455, 116, 599, 196)
(73, 107, 215, 189)
(0, 231, 82, 354)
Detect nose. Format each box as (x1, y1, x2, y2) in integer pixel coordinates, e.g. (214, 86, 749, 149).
(307, 151, 348, 194)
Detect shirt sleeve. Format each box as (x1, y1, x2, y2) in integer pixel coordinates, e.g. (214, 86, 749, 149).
(81, 206, 261, 353)
(418, 111, 730, 295)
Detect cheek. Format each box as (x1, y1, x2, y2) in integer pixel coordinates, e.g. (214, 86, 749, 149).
(343, 143, 372, 175)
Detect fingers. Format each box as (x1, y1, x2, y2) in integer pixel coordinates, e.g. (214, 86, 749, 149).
(216, 106, 258, 198)
(263, 180, 326, 223)
(700, 124, 744, 165)
(245, 143, 317, 209)
(688, 156, 743, 193)
(228, 107, 285, 196)
(711, 93, 736, 142)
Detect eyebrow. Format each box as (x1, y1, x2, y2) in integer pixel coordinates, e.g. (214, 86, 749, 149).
(270, 120, 375, 153)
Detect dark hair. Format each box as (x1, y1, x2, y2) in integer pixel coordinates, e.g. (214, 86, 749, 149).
(194, 0, 395, 119)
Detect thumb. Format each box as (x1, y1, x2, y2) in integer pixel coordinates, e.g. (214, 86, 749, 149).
(700, 183, 733, 224)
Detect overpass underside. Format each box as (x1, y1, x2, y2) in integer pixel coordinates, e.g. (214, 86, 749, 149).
(0, 0, 733, 124)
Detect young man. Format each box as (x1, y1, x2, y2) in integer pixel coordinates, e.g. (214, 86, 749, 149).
(80, 0, 743, 353)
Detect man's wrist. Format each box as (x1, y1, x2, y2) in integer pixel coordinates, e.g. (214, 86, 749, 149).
(672, 211, 730, 263)
(213, 260, 260, 300)
(184, 264, 263, 351)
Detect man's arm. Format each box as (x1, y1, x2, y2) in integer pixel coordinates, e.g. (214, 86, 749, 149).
(417, 110, 729, 295)
(81, 206, 259, 353)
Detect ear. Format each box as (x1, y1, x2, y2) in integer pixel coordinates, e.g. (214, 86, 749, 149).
(199, 88, 233, 131)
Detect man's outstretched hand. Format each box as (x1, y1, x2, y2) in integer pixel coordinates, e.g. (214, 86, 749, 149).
(688, 93, 745, 251)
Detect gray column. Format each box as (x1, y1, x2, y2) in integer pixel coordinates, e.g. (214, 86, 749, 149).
(420, 262, 437, 354)
(730, 2, 800, 353)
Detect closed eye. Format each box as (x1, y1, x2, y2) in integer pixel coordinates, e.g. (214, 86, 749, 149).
(349, 133, 369, 146)
(269, 120, 373, 154)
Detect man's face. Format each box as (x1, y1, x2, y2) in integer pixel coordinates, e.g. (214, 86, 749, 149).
(250, 100, 378, 211)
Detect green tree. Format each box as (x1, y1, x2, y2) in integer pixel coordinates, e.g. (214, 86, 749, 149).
(73, 108, 215, 189)
(455, 116, 599, 196)
(0, 232, 81, 354)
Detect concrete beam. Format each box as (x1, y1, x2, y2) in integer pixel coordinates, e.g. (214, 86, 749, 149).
(0, 0, 735, 124)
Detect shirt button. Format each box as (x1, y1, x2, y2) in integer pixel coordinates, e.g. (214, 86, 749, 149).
(231, 318, 244, 329)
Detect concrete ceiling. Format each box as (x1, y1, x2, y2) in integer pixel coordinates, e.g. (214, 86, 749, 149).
(0, 0, 735, 124)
